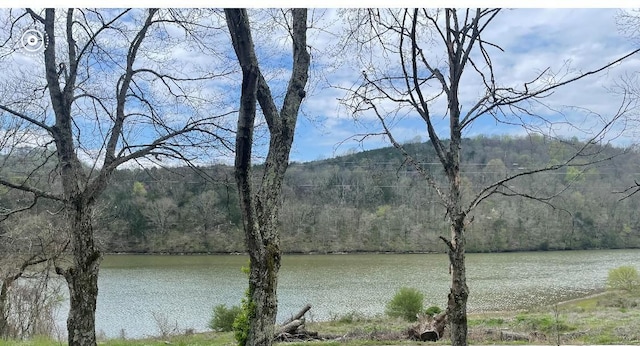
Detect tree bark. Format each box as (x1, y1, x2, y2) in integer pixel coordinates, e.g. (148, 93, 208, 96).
(447, 216, 468, 346)
(443, 11, 469, 345)
(0, 278, 12, 339)
(44, 9, 104, 345)
(57, 204, 102, 346)
(225, 8, 309, 346)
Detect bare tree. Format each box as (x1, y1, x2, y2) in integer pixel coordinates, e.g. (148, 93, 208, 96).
(0, 214, 67, 339)
(340, 8, 639, 346)
(225, 8, 310, 346)
(0, 8, 232, 346)
(141, 197, 178, 235)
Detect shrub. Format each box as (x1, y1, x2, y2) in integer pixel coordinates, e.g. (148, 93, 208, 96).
(385, 287, 424, 322)
(233, 264, 254, 346)
(337, 311, 365, 324)
(209, 304, 242, 332)
(424, 305, 442, 317)
(607, 266, 640, 291)
(233, 288, 254, 346)
(515, 313, 574, 334)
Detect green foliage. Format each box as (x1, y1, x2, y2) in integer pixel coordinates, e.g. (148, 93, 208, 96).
(424, 305, 442, 317)
(334, 311, 366, 324)
(515, 313, 574, 333)
(483, 318, 505, 327)
(209, 304, 242, 332)
(233, 263, 254, 346)
(132, 181, 147, 197)
(468, 317, 504, 327)
(384, 287, 424, 322)
(597, 295, 638, 311)
(564, 166, 585, 183)
(607, 266, 640, 291)
(232, 288, 254, 346)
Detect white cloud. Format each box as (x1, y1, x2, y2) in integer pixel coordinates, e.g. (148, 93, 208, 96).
(303, 8, 640, 159)
(2, 8, 640, 165)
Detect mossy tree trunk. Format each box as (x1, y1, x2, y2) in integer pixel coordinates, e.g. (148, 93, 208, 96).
(225, 8, 310, 346)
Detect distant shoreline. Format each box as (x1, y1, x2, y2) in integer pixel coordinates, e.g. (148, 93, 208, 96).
(103, 247, 639, 256)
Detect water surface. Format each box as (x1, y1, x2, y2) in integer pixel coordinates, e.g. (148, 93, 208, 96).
(53, 249, 640, 339)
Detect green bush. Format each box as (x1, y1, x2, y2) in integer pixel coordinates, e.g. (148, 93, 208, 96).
(607, 266, 640, 291)
(424, 305, 442, 317)
(515, 313, 574, 333)
(209, 304, 242, 332)
(385, 287, 424, 322)
(233, 264, 254, 346)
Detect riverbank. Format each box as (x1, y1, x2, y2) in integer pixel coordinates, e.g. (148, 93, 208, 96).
(104, 247, 636, 256)
(2, 289, 638, 346)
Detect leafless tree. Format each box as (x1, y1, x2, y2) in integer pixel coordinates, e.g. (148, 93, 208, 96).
(339, 8, 639, 346)
(225, 8, 310, 346)
(0, 8, 233, 346)
(0, 214, 67, 340)
(141, 197, 178, 235)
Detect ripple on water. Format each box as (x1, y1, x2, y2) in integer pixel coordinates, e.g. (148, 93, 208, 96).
(51, 249, 640, 339)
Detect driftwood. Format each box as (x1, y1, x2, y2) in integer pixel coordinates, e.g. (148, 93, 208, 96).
(280, 304, 311, 327)
(275, 304, 322, 341)
(407, 312, 448, 342)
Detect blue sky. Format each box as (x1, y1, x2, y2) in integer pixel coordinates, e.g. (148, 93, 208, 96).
(1, 8, 639, 166)
(281, 8, 640, 162)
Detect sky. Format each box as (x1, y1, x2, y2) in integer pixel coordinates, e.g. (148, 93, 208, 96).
(288, 8, 640, 162)
(1, 6, 640, 165)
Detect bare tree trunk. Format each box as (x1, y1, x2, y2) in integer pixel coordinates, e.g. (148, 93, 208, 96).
(247, 242, 280, 346)
(0, 278, 11, 339)
(447, 217, 468, 346)
(57, 205, 101, 346)
(226, 8, 309, 346)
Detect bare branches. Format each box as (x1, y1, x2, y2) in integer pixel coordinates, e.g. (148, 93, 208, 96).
(366, 100, 447, 203)
(106, 9, 158, 166)
(464, 47, 640, 130)
(341, 8, 640, 211)
(615, 180, 640, 201)
(0, 7, 236, 229)
(469, 95, 633, 212)
(0, 105, 51, 131)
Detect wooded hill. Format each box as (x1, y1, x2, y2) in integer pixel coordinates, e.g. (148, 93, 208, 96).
(4, 134, 640, 254)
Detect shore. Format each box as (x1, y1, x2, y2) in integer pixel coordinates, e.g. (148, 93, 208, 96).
(1, 289, 636, 346)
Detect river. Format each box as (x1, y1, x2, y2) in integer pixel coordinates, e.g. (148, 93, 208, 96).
(50, 249, 640, 339)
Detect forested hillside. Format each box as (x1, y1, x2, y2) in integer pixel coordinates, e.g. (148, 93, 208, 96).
(4, 135, 640, 254)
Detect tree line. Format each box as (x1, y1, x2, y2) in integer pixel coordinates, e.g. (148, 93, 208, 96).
(16, 134, 624, 254)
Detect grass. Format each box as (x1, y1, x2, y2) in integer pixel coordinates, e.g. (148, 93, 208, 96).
(2, 289, 640, 346)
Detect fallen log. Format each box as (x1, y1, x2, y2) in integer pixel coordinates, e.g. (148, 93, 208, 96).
(407, 312, 447, 342)
(274, 304, 321, 341)
(278, 318, 305, 335)
(280, 304, 312, 326)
